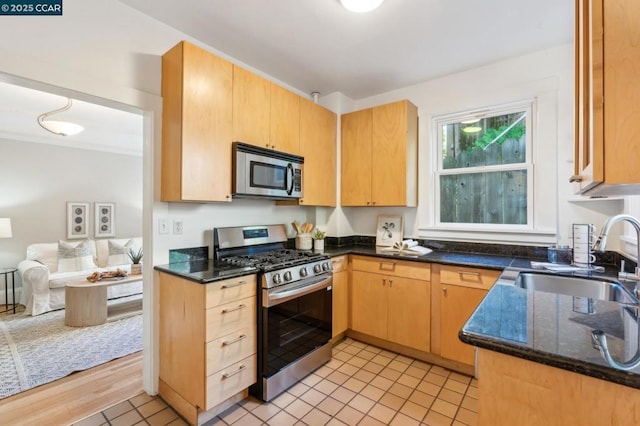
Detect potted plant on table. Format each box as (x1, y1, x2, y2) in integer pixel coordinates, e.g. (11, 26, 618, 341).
(312, 228, 326, 252)
(128, 247, 143, 275)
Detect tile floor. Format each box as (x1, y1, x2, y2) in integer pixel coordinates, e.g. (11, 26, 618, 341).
(75, 338, 478, 426)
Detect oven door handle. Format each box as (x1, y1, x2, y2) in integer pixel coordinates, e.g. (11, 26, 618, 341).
(265, 275, 332, 307)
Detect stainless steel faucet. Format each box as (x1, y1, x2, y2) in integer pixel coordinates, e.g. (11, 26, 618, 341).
(592, 214, 640, 283)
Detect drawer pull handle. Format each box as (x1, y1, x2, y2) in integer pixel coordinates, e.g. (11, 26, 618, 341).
(223, 364, 246, 379)
(457, 271, 481, 277)
(222, 304, 246, 314)
(382, 278, 387, 286)
(379, 262, 395, 271)
(332, 258, 344, 264)
(389, 279, 393, 287)
(222, 334, 247, 346)
(221, 280, 248, 289)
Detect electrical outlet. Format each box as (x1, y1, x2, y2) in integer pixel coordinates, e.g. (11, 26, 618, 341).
(174, 219, 183, 235)
(158, 218, 169, 235)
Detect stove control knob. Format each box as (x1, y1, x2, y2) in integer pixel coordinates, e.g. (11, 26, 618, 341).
(322, 262, 330, 271)
(300, 267, 308, 277)
(273, 273, 282, 285)
(313, 264, 322, 274)
(283, 271, 292, 281)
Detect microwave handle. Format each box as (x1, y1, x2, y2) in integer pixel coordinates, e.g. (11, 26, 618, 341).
(286, 163, 294, 195)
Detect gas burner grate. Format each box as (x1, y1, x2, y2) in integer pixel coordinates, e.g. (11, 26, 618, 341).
(220, 249, 324, 270)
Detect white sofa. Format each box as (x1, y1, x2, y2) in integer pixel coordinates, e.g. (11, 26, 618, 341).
(17, 237, 143, 316)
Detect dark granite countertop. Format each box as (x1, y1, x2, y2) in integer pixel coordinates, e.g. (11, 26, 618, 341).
(461, 266, 640, 389)
(154, 259, 258, 284)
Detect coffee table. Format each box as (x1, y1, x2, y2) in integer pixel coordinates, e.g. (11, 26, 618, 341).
(65, 274, 143, 327)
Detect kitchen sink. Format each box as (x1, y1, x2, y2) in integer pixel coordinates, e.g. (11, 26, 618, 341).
(514, 272, 639, 304)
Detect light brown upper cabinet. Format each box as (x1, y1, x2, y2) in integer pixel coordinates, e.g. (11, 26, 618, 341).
(270, 84, 300, 154)
(161, 41, 233, 202)
(341, 100, 418, 206)
(573, 0, 640, 196)
(232, 66, 271, 149)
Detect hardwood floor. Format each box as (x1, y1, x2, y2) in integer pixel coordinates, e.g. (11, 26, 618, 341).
(0, 352, 143, 425)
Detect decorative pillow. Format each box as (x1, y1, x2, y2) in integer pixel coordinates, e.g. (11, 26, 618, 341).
(57, 240, 97, 273)
(107, 239, 135, 266)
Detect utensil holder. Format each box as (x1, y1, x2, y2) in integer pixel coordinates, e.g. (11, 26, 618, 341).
(295, 233, 312, 250)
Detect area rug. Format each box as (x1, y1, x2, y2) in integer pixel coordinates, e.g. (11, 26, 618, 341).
(0, 300, 142, 399)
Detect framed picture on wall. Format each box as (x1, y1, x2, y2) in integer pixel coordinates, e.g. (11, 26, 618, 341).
(67, 202, 90, 239)
(376, 215, 403, 246)
(94, 202, 116, 238)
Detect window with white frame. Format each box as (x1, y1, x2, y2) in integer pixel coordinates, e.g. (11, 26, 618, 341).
(435, 101, 533, 229)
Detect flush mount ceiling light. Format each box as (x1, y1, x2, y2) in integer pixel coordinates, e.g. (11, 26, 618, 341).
(37, 98, 84, 136)
(340, 0, 384, 13)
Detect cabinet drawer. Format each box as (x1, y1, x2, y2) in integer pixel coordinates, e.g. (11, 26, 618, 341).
(206, 354, 257, 410)
(206, 275, 257, 308)
(440, 265, 499, 290)
(352, 256, 430, 280)
(331, 256, 348, 273)
(206, 296, 256, 342)
(206, 325, 257, 376)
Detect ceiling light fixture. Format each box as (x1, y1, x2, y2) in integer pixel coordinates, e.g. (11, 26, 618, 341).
(340, 0, 384, 13)
(37, 98, 84, 136)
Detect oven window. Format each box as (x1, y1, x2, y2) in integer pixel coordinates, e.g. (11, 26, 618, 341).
(250, 161, 287, 190)
(263, 286, 332, 377)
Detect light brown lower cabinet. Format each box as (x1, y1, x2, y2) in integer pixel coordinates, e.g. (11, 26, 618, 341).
(331, 256, 348, 338)
(159, 273, 257, 425)
(350, 256, 430, 352)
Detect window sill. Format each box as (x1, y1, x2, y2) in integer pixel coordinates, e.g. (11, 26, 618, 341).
(418, 226, 557, 245)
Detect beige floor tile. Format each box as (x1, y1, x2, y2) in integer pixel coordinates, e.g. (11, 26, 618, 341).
(315, 379, 340, 395)
(430, 365, 451, 377)
(453, 421, 467, 426)
(74, 412, 107, 426)
(398, 373, 421, 389)
(315, 365, 335, 378)
(362, 361, 385, 374)
(343, 377, 367, 393)
(128, 392, 155, 408)
(326, 418, 348, 426)
(379, 367, 402, 381)
(444, 379, 468, 394)
(337, 362, 359, 376)
(230, 413, 262, 426)
(347, 356, 368, 368)
(368, 402, 396, 424)
(369, 375, 394, 391)
(110, 409, 143, 426)
(166, 418, 189, 426)
(461, 395, 478, 412)
(317, 396, 346, 417)
(146, 407, 179, 426)
(423, 410, 454, 426)
(335, 341, 350, 351)
(301, 408, 332, 426)
(267, 409, 297, 426)
(335, 405, 365, 425)
(431, 399, 458, 418)
(301, 388, 327, 406)
(388, 382, 413, 399)
(327, 370, 350, 385)
(465, 386, 478, 399)
(252, 403, 282, 421)
(400, 400, 428, 422)
(379, 392, 405, 411)
(371, 354, 392, 366)
(353, 369, 376, 383)
(137, 398, 168, 418)
(379, 349, 397, 359)
(395, 354, 413, 364)
(405, 365, 428, 380)
(326, 359, 345, 370)
(333, 351, 353, 362)
(351, 340, 367, 349)
(417, 380, 443, 397)
(343, 345, 361, 355)
(389, 412, 420, 426)
(239, 396, 263, 412)
(103, 401, 135, 421)
(470, 378, 478, 387)
(439, 388, 464, 406)
(424, 371, 448, 387)
(284, 398, 314, 419)
(348, 394, 376, 414)
(358, 350, 376, 361)
(359, 384, 385, 402)
(357, 415, 387, 426)
(363, 346, 381, 354)
(302, 373, 323, 387)
(272, 391, 297, 408)
(455, 407, 478, 426)
(449, 372, 472, 385)
(289, 381, 312, 397)
(408, 389, 435, 408)
(411, 359, 432, 371)
(387, 359, 410, 373)
(331, 385, 357, 403)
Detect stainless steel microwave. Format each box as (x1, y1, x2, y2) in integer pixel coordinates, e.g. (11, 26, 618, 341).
(232, 142, 304, 200)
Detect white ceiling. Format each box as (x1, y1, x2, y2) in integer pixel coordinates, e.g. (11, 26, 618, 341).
(122, 0, 574, 99)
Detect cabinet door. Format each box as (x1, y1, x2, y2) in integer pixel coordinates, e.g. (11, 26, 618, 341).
(232, 66, 270, 147)
(351, 271, 386, 340)
(332, 269, 348, 338)
(440, 284, 487, 365)
(341, 108, 372, 206)
(371, 100, 410, 206)
(270, 84, 300, 154)
(387, 277, 430, 352)
(161, 41, 233, 202)
(299, 98, 337, 206)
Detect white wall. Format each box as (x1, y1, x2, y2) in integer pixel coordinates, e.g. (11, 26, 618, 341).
(0, 138, 143, 276)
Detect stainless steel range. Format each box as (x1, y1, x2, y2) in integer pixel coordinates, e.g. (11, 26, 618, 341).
(214, 224, 333, 402)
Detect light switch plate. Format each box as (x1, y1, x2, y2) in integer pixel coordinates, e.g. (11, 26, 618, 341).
(158, 218, 169, 234)
(173, 219, 183, 235)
